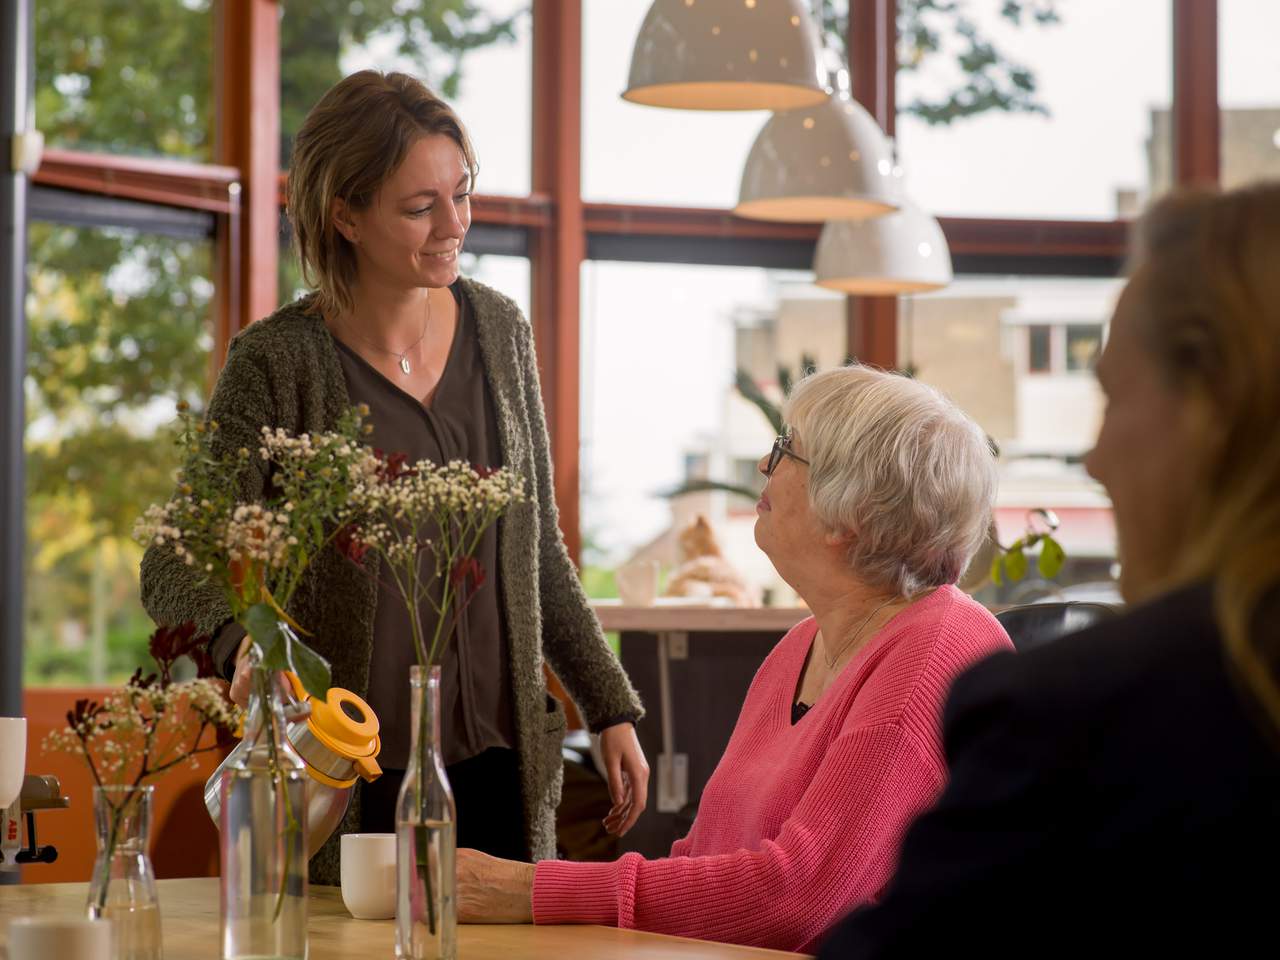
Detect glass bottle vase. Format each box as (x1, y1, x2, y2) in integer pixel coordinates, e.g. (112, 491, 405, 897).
(395, 665, 457, 960)
(219, 653, 309, 960)
(87, 784, 163, 960)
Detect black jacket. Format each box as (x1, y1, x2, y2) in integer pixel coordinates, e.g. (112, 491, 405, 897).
(818, 581, 1280, 958)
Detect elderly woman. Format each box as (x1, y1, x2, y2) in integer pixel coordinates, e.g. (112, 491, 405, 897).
(457, 365, 1013, 952)
(819, 183, 1280, 957)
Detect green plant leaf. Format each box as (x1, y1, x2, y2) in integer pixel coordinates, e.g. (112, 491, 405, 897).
(242, 603, 283, 663)
(734, 368, 784, 434)
(286, 635, 331, 700)
(1037, 535, 1066, 580)
(241, 602, 331, 697)
(990, 552, 1004, 586)
(1005, 547, 1028, 582)
(662, 479, 761, 501)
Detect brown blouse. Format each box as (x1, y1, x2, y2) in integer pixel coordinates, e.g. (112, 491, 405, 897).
(332, 283, 516, 769)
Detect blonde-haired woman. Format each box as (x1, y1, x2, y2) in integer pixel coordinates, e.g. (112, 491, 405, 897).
(457, 366, 1013, 953)
(820, 182, 1280, 958)
(140, 71, 649, 883)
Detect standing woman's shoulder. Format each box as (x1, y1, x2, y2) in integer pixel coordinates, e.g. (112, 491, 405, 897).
(224, 293, 333, 369)
(457, 276, 529, 333)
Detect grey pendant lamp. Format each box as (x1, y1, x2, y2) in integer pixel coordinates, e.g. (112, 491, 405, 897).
(813, 201, 953, 294)
(735, 71, 901, 221)
(623, 0, 828, 111)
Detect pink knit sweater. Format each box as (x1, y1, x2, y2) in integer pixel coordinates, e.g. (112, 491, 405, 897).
(533, 584, 1012, 953)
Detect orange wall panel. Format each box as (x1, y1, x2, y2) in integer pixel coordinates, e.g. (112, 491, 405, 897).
(18, 687, 224, 885)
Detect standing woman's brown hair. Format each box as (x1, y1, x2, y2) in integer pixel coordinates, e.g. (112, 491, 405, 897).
(1129, 182, 1280, 731)
(286, 70, 479, 319)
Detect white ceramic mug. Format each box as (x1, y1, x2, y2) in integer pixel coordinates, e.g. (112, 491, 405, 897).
(616, 560, 659, 606)
(7, 916, 112, 960)
(340, 832, 397, 920)
(0, 717, 26, 810)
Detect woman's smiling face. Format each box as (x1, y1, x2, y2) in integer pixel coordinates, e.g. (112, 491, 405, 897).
(335, 134, 473, 292)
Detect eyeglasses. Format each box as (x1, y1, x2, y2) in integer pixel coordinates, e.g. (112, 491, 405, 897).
(765, 432, 810, 477)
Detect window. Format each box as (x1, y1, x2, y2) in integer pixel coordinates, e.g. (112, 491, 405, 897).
(1218, 0, 1280, 189)
(35, 0, 213, 161)
(896, 0, 1172, 219)
(582, 0, 771, 208)
(905, 275, 1118, 603)
(1028, 325, 1051, 373)
(279, 0, 532, 196)
(580, 261, 828, 604)
(1065, 323, 1103, 372)
(25, 223, 214, 684)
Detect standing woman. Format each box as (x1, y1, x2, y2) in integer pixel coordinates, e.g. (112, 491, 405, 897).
(141, 71, 648, 883)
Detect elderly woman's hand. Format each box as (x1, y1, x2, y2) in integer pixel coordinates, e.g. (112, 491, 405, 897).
(456, 848, 535, 923)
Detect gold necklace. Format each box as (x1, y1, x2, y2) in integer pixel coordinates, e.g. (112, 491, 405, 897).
(342, 293, 431, 375)
(821, 597, 899, 670)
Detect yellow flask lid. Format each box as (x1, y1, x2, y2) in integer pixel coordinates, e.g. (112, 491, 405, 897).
(285, 672, 383, 781)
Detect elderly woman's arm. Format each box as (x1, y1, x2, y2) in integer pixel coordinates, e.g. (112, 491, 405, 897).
(528, 722, 943, 953)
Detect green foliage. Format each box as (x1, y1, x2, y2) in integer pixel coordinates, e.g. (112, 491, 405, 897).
(243, 603, 332, 700)
(818, 0, 1063, 126)
(34, 0, 213, 158)
(279, 0, 524, 162)
(24, 2, 517, 686)
(991, 532, 1066, 586)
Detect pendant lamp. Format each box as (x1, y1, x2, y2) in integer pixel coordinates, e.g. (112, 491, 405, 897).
(623, 0, 828, 111)
(813, 203, 953, 294)
(736, 90, 901, 221)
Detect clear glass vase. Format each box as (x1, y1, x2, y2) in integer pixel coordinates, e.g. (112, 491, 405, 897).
(219, 653, 309, 960)
(88, 784, 163, 960)
(396, 665, 457, 960)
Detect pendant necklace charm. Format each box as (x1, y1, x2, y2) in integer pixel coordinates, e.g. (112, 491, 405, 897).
(399, 355, 411, 375)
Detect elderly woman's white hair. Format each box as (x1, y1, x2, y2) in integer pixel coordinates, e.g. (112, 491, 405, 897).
(783, 365, 997, 598)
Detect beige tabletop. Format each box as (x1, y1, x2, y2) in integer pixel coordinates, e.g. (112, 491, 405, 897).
(0, 877, 809, 959)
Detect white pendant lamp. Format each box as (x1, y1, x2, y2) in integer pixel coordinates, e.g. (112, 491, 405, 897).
(736, 92, 901, 221)
(623, 0, 828, 111)
(813, 203, 953, 294)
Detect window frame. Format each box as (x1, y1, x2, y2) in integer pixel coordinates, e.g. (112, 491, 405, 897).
(27, 0, 1223, 560)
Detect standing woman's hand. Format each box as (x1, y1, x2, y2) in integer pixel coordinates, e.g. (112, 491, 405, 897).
(599, 723, 649, 836)
(229, 636, 254, 709)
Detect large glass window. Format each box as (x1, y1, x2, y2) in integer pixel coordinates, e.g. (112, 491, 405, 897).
(582, 0, 771, 208)
(280, 0, 531, 196)
(580, 261, 838, 603)
(35, 0, 213, 160)
(25, 223, 214, 685)
(1219, 0, 1280, 189)
(896, 0, 1172, 219)
(902, 275, 1120, 603)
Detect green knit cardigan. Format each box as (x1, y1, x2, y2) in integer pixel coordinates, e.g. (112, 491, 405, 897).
(139, 278, 643, 884)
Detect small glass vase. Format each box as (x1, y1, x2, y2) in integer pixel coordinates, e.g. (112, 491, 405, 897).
(218, 650, 308, 960)
(88, 784, 163, 960)
(396, 665, 457, 960)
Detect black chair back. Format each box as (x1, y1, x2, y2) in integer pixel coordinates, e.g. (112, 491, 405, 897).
(996, 602, 1119, 654)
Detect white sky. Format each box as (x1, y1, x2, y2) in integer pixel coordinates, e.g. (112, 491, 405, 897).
(351, 0, 1280, 563)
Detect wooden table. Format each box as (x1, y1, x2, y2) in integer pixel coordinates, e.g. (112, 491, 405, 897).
(0, 878, 808, 959)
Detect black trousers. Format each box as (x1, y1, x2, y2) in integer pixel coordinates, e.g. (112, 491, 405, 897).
(359, 746, 528, 862)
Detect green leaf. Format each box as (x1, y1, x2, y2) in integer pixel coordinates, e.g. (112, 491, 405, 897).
(734, 368, 785, 434)
(242, 603, 284, 663)
(990, 552, 1003, 586)
(662, 479, 761, 501)
(240, 602, 331, 697)
(1037, 535, 1066, 580)
(285, 633, 331, 700)
(1004, 547, 1028, 582)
